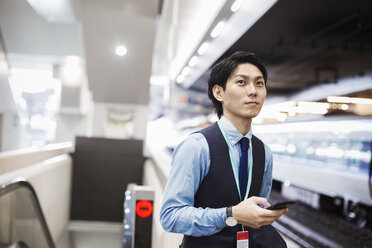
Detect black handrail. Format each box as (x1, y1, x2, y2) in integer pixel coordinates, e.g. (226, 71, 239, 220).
(0, 240, 30, 248)
(0, 178, 56, 248)
(369, 141, 372, 198)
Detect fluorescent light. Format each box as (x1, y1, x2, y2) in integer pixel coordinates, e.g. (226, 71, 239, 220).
(60, 64, 82, 86)
(210, 21, 225, 38)
(181, 66, 191, 76)
(340, 104, 349, 110)
(297, 101, 330, 108)
(150, 76, 169, 86)
(176, 75, 185, 84)
(197, 42, 209, 55)
(327, 96, 372, 104)
(188, 56, 199, 67)
(59, 56, 84, 87)
(296, 101, 329, 114)
(260, 100, 329, 118)
(231, 0, 244, 12)
(115, 45, 127, 56)
(327, 96, 350, 103)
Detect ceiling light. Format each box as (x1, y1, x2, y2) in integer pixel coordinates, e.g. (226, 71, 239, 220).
(210, 21, 225, 38)
(197, 42, 209, 55)
(176, 75, 185, 84)
(340, 104, 349, 110)
(181, 66, 191, 76)
(60, 64, 82, 85)
(59, 56, 84, 87)
(115, 46, 127, 56)
(188, 56, 199, 67)
(231, 0, 244, 12)
(327, 96, 372, 104)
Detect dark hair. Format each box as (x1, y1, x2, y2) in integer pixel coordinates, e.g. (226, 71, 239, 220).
(207, 51, 267, 118)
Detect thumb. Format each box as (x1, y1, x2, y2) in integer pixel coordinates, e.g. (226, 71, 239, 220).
(251, 196, 270, 207)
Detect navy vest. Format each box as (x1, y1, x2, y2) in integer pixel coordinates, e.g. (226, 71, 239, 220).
(182, 123, 286, 248)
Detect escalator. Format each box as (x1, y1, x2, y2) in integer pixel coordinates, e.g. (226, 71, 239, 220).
(369, 140, 372, 198)
(0, 178, 55, 248)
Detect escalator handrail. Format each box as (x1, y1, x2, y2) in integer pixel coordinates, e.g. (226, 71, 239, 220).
(369, 141, 372, 198)
(0, 177, 56, 248)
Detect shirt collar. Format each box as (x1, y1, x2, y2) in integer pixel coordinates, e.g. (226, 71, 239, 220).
(219, 116, 252, 146)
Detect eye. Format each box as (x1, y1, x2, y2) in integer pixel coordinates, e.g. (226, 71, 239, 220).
(257, 81, 265, 86)
(236, 80, 246, 85)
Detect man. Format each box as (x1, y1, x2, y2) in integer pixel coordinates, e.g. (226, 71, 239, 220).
(160, 51, 288, 247)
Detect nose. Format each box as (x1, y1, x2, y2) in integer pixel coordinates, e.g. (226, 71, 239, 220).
(246, 82, 257, 96)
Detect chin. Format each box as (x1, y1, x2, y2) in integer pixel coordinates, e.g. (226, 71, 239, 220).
(241, 111, 259, 118)
(239, 115, 257, 120)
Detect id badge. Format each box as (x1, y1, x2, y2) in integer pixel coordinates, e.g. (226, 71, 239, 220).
(237, 231, 249, 248)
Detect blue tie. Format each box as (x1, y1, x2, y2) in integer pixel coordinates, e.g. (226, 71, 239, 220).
(239, 137, 249, 200)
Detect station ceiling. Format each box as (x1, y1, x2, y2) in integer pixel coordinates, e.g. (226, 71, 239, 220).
(0, 0, 371, 111)
(189, 0, 372, 100)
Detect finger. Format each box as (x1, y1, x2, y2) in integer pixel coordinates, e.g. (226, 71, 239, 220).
(275, 208, 288, 215)
(270, 208, 288, 213)
(251, 197, 270, 207)
(261, 215, 282, 222)
(262, 209, 287, 218)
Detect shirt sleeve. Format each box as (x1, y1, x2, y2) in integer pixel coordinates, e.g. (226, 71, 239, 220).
(259, 144, 273, 198)
(160, 134, 227, 237)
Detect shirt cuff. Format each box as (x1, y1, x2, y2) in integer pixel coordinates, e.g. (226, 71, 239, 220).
(216, 207, 228, 229)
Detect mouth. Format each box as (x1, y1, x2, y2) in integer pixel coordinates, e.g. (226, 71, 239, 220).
(245, 101, 259, 105)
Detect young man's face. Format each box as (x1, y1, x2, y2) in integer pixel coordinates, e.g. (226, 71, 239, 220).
(214, 63, 267, 121)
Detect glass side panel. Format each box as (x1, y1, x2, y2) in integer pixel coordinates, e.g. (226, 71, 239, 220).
(0, 186, 50, 248)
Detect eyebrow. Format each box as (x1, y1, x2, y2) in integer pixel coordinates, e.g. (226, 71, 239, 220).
(235, 74, 264, 80)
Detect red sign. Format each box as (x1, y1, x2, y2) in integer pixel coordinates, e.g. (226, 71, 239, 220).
(136, 200, 153, 218)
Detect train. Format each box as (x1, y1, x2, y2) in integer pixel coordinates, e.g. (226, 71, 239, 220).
(253, 115, 372, 228)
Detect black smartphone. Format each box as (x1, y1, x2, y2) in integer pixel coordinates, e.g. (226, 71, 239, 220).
(266, 200, 296, 210)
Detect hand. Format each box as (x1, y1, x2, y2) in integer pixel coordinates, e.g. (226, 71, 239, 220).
(231, 196, 288, 229)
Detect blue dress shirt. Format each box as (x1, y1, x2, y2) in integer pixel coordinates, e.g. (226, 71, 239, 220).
(160, 116, 273, 237)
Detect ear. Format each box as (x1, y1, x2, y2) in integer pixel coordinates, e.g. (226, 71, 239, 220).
(212, 85, 224, 102)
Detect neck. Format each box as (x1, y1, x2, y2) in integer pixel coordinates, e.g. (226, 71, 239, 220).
(223, 114, 252, 135)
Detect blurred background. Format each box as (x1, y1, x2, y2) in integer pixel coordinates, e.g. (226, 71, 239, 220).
(0, 0, 371, 247)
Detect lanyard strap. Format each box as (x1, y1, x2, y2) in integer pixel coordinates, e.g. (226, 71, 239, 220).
(218, 121, 253, 201)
